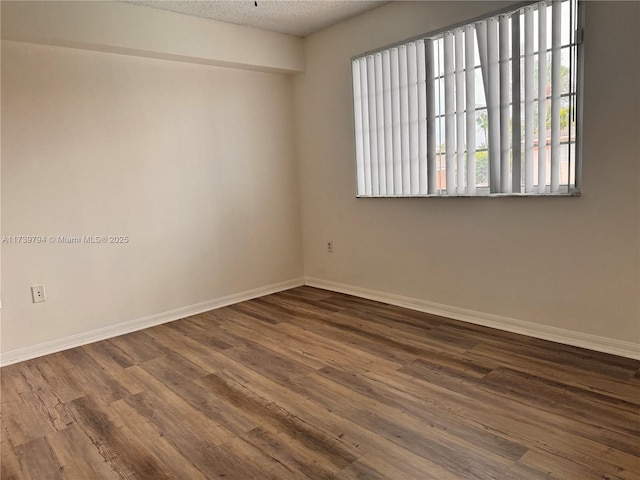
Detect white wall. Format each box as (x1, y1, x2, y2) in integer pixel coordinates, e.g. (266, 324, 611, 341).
(1, 40, 303, 354)
(294, 2, 639, 344)
(2, 1, 638, 362)
(1, 1, 304, 73)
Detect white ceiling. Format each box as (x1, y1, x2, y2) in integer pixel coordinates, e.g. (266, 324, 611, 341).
(124, 1, 387, 37)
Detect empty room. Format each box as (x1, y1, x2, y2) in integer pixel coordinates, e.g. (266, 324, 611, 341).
(1, 0, 639, 478)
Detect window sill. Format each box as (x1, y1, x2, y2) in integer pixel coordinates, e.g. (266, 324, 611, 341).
(356, 191, 581, 199)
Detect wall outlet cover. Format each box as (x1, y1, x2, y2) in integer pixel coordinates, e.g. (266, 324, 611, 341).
(31, 285, 46, 303)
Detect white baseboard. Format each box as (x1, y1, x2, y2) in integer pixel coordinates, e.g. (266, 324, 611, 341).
(0, 278, 305, 367)
(304, 277, 640, 360)
(3, 276, 637, 365)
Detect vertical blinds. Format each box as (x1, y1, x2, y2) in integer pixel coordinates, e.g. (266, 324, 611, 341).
(352, 0, 580, 197)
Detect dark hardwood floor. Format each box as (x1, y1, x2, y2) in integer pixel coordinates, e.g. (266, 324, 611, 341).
(1, 286, 639, 479)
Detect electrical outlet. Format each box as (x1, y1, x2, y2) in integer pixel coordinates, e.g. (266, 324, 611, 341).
(31, 285, 46, 303)
(327, 241, 333, 253)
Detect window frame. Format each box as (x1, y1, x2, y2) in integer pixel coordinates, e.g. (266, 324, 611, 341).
(350, 0, 585, 198)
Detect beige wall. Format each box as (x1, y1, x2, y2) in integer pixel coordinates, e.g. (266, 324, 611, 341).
(294, 1, 640, 342)
(1, 40, 303, 352)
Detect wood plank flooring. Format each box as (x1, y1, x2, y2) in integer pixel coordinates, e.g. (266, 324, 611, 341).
(1, 286, 639, 479)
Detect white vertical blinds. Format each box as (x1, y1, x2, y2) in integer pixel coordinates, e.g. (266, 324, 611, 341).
(352, 0, 580, 197)
(550, 0, 562, 193)
(425, 39, 437, 193)
(511, 12, 521, 193)
(524, 6, 535, 193)
(408, 43, 420, 195)
(443, 33, 456, 195)
(390, 48, 402, 195)
(399, 46, 411, 195)
(537, 4, 547, 194)
(499, 15, 511, 193)
(455, 29, 466, 195)
(464, 25, 477, 195)
(382, 51, 393, 194)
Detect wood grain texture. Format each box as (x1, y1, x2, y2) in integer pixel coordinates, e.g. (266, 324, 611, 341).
(2, 286, 639, 479)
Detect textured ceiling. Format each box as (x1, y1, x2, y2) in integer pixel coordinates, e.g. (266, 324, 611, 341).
(124, 1, 386, 37)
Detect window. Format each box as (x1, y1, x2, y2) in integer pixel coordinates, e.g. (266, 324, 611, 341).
(352, 0, 582, 197)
